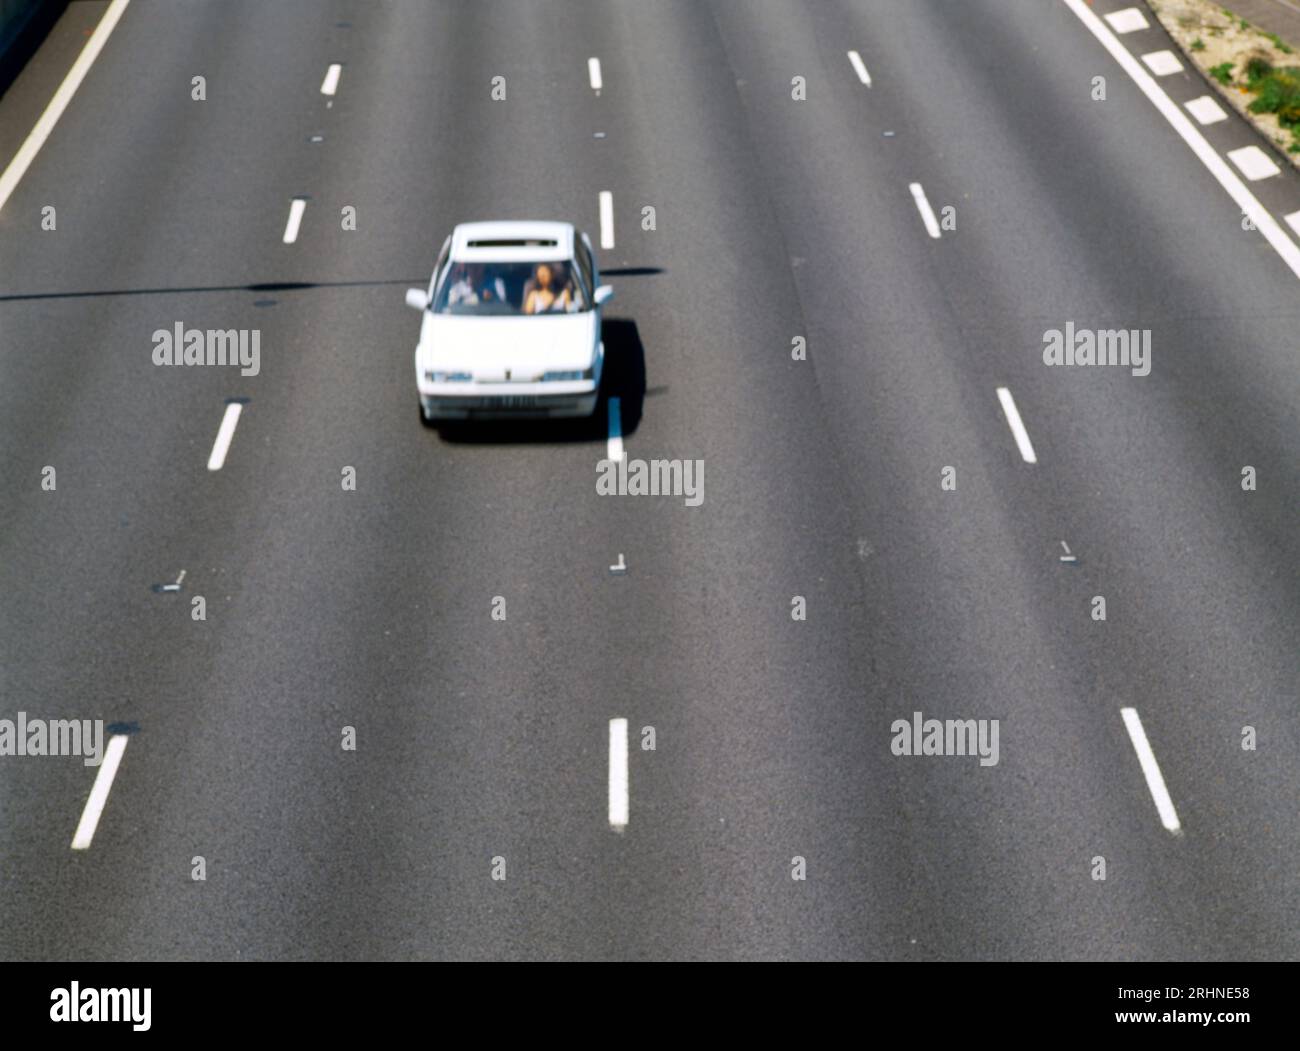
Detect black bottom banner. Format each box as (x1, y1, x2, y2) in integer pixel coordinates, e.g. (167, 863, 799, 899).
(0, 960, 1291, 1039)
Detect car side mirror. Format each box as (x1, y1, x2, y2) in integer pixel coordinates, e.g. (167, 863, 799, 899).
(405, 288, 430, 312)
(594, 285, 614, 306)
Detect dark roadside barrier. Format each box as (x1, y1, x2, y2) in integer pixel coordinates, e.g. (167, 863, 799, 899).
(0, 0, 67, 102)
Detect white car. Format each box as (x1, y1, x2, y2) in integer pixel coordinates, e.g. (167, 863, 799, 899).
(407, 220, 613, 423)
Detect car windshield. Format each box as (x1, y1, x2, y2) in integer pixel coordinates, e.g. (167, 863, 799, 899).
(433, 260, 589, 316)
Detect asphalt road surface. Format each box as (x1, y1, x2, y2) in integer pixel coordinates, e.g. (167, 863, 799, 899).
(0, 0, 1297, 961)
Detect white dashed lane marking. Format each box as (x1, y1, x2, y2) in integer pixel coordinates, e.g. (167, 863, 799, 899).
(1227, 145, 1281, 181)
(908, 182, 941, 239)
(71, 735, 129, 850)
(320, 63, 342, 96)
(1120, 708, 1182, 833)
(996, 386, 1038, 464)
(599, 190, 615, 249)
(1104, 8, 1150, 34)
(207, 402, 244, 471)
(847, 50, 872, 86)
(607, 396, 623, 462)
(1184, 95, 1228, 125)
(588, 57, 602, 93)
(608, 718, 628, 830)
(282, 198, 307, 244)
(1140, 50, 1183, 76)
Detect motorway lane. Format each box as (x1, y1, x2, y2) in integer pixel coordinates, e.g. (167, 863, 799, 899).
(0, 1, 429, 957)
(519, 1, 915, 960)
(0, 0, 1295, 960)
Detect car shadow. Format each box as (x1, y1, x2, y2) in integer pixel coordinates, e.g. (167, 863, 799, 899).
(601, 267, 664, 277)
(0, 277, 427, 302)
(433, 316, 646, 446)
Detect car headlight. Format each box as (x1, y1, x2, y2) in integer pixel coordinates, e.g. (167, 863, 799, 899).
(542, 366, 594, 382)
(426, 371, 472, 382)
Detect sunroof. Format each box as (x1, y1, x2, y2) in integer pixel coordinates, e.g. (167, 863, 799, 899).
(467, 238, 558, 247)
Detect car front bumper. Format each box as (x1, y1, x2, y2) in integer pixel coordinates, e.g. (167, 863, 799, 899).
(419, 381, 600, 420)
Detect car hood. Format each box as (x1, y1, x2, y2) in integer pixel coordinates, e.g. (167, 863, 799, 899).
(416, 312, 598, 381)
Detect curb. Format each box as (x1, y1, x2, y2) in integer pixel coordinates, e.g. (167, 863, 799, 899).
(1144, 0, 1300, 172)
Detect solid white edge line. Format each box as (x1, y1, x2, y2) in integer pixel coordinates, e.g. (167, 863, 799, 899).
(320, 63, 342, 96)
(1120, 707, 1182, 833)
(908, 182, 942, 239)
(70, 734, 129, 849)
(207, 402, 243, 471)
(0, 0, 131, 216)
(599, 190, 615, 250)
(282, 198, 307, 244)
(608, 717, 629, 830)
(1061, 0, 1300, 279)
(607, 396, 624, 462)
(588, 56, 603, 92)
(847, 49, 872, 86)
(995, 386, 1038, 464)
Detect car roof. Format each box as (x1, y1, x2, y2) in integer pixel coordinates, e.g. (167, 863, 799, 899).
(450, 221, 575, 262)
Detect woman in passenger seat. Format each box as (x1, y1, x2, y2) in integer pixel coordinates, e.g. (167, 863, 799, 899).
(523, 263, 572, 314)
